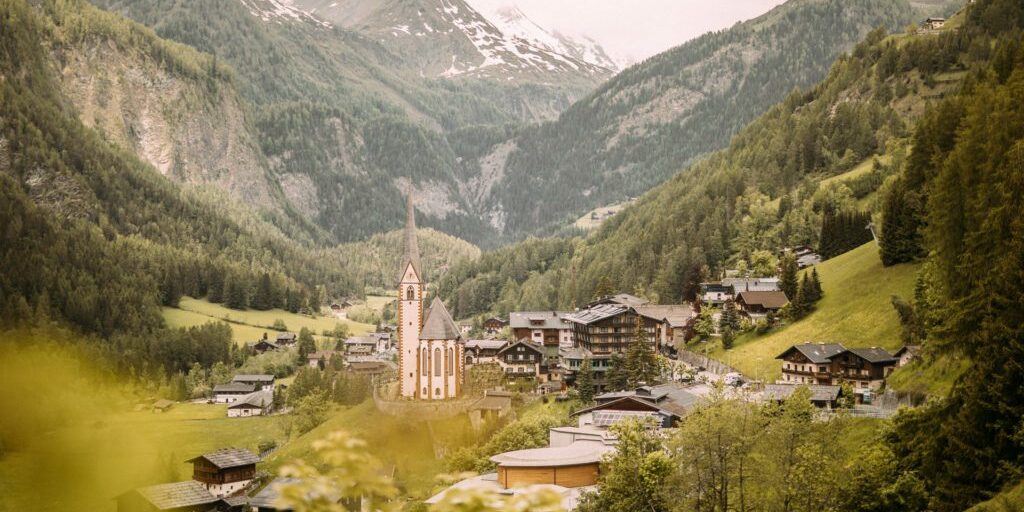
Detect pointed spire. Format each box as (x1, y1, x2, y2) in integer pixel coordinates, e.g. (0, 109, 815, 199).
(399, 191, 422, 284)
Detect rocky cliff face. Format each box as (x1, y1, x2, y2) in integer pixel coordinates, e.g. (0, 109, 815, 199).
(55, 38, 280, 208)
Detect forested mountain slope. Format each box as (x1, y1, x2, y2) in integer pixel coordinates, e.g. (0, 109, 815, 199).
(475, 0, 924, 240)
(440, 1, 976, 315)
(0, 0, 358, 341)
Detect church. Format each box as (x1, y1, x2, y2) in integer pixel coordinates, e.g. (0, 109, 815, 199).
(396, 194, 465, 400)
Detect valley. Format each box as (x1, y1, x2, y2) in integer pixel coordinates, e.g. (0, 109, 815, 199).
(3, 0, 1024, 511)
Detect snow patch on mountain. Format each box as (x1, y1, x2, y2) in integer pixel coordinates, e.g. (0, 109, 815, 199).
(238, 0, 331, 28)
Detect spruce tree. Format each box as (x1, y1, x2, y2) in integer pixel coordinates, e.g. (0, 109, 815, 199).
(594, 275, 616, 299)
(809, 268, 823, 302)
(625, 316, 659, 388)
(721, 300, 741, 331)
(605, 354, 629, 391)
(780, 253, 799, 300)
(253, 273, 274, 311)
(576, 357, 595, 403)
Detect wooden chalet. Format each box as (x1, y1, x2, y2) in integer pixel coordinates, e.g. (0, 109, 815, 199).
(736, 290, 789, 319)
(186, 448, 259, 498)
(464, 339, 507, 364)
(483, 317, 508, 333)
(496, 339, 544, 379)
(565, 303, 662, 355)
(116, 481, 232, 512)
(777, 343, 898, 398)
(509, 311, 574, 354)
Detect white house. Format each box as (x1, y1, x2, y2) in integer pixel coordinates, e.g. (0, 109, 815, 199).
(227, 389, 274, 418)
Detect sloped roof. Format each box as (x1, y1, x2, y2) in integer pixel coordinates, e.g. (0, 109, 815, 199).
(894, 345, 921, 357)
(420, 297, 461, 341)
(497, 339, 545, 357)
(509, 311, 572, 329)
(213, 383, 257, 393)
(763, 384, 842, 403)
(490, 441, 612, 468)
(397, 192, 422, 285)
(846, 347, 898, 364)
(737, 291, 789, 308)
(465, 339, 507, 351)
(232, 374, 274, 383)
(565, 303, 629, 325)
(590, 293, 649, 308)
(776, 343, 847, 364)
(130, 481, 220, 510)
(228, 389, 273, 409)
(634, 304, 695, 327)
(187, 448, 260, 469)
(249, 477, 301, 508)
(723, 277, 781, 292)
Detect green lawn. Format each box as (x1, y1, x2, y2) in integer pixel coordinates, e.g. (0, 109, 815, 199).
(709, 243, 920, 381)
(0, 402, 287, 512)
(364, 295, 395, 313)
(887, 352, 970, 397)
(967, 479, 1024, 512)
(163, 296, 374, 345)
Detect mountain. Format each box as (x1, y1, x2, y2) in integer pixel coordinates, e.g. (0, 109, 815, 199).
(471, 0, 922, 241)
(468, 3, 619, 71)
(291, 0, 614, 80)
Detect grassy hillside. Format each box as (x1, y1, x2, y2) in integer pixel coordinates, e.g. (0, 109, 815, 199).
(709, 243, 919, 381)
(967, 480, 1024, 512)
(163, 297, 373, 345)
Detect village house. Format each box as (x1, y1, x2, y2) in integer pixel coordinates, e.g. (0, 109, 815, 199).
(306, 349, 340, 368)
(634, 304, 697, 349)
(700, 282, 733, 306)
(186, 448, 260, 498)
(776, 343, 899, 399)
(344, 335, 379, 356)
(464, 338, 507, 364)
(559, 347, 612, 390)
(895, 345, 921, 367)
(275, 332, 297, 346)
(781, 245, 822, 268)
(468, 390, 514, 427)
(736, 290, 789, 319)
(457, 321, 473, 336)
(574, 384, 698, 428)
(509, 311, 575, 355)
(347, 359, 397, 376)
(227, 389, 274, 418)
(116, 480, 233, 512)
(921, 16, 946, 30)
(248, 339, 279, 355)
(722, 276, 781, 293)
(213, 383, 257, 403)
(231, 374, 275, 391)
(483, 317, 508, 333)
(587, 293, 650, 308)
(496, 339, 545, 380)
(762, 384, 844, 409)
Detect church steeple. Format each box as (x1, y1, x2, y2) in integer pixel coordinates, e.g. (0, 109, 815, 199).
(398, 192, 422, 284)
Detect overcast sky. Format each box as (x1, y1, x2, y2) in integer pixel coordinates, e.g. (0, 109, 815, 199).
(466, 0, 787, 67)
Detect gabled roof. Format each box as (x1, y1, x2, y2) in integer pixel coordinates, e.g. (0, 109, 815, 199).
(465, 339, 507, 351)
(213, 382, 257, 393)
(307, 350, 340, 361)
(509, 311, 572, 330)
(126, 480, 220, 510)
(497, 339, 545, 357)
(420, 297, 461, 341)
(275, 332, 297, 341)
(589, 293, 650, 308)
(894, 345, 921, 357)
(737, 291, 789, 308)
(397, 192, 423, 285)
(228, 389, 273, 409)
(251, 340, 279, 349)
(345, 335, 379, 345)
(249, 477, 301, 508)
(776, 343, 847, 364)
(846, 347, 898, 364)
(723, 277, 781, 293)
(565, 303, 629, 325)
(232, 374, 274, 383)
(186, 448, 260, 469)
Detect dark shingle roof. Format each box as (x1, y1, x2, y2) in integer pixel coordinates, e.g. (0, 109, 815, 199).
(249, 477, 300, 508)
(131, 480, 219, 510)
(776, 343, 847, 364)
(496, 339, 544, 357)
(738, 290, 789, 308)
(213, 383, 257, 393)
(634, 304, 695, 327)
(846, 347, 898, 364)
(228, 389, 273, 409)
(465, 339, 507, 351)
(420, 297, 461, 340)
(187, 448, 260, 469)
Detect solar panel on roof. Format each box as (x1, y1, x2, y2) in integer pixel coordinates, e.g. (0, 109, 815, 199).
(592, 410, 657, 427)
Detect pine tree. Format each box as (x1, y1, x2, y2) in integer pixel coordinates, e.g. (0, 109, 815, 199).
(594, 275, 616, 299)
(576, 357, 595, 403)
(252, 273, 275, 311)
(721, 325, 736, 350)
(605, 354, 629, 392)
(626, 316, 659, 388)
(224, 274, 248, 310)
(780, 253, 799, 300)
(721, 300, 741, 332)
(809, 268, 823, 302)
(298, 327, 317, 361)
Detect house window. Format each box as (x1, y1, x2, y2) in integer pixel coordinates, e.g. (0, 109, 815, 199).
(406, 286, 415, 300)
(434, 348, 442, 376)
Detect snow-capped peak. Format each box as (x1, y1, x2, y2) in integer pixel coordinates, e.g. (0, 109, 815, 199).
(238, 0, 332, 28)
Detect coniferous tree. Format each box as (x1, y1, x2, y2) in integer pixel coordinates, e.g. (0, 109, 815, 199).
(780, 253, 799, 300)
(224, 274, 248, 310)
(298, 327, 317, 361)
(576, 357, 595, 403)
(605, 354, 629, 392)
(721, 300, 742, 332)
(721, 325, 736, 350)
(252, 273, 275, 310)
(809, 268, 823, 302)
(594, 275, 615, 299)
(626, 316, 659, 388)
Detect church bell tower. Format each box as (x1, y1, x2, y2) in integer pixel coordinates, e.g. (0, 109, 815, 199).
(397, 193, 423, 398)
